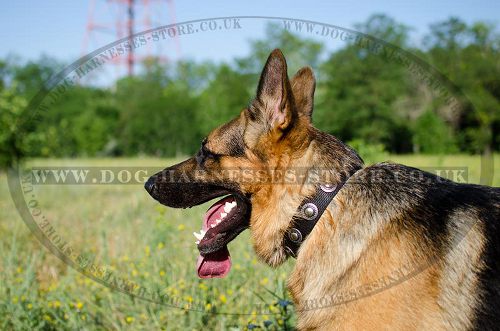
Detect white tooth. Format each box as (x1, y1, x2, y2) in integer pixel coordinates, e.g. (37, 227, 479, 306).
(224, 204, 231, 213)
(210, 224, 216, 228)
(200, 229, 206, 236)
(193, 232, 203, 240)
(216, 219, 222, 224)
(195, 240, 200, 245)
(221, 212, 227, 219)
(230, 201, 237, 207)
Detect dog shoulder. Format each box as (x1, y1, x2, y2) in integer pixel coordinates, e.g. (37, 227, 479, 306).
(342, 162, 500, 329)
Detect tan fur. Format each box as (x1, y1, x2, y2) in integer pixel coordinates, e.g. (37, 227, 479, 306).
(254, 176, 485, 330)
(210, 51, 486, 329)
(148, 49, 493, 330)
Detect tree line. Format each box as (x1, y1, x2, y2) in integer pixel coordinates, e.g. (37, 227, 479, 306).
(1, 15, 499, 167)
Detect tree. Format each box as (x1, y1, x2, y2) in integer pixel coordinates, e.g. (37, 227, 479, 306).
(316, 15, 414, 153)
(413, 110, 457, 153)
(115, 59, 201, 156)
(0, 84, 31, 167)
(236, 23, 324, 76)
(197, 64, 252, 136)
(425, 18, 500, 153)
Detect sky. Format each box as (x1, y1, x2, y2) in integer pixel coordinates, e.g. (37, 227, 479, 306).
(0, 0, 498, 81)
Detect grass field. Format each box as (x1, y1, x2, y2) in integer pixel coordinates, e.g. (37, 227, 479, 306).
(1, 154, 499, 330)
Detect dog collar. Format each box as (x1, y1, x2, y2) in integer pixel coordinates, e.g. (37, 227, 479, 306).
(283, 176, 349, 258)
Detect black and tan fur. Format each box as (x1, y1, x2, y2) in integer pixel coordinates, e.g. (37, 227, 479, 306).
(146, 49, 500, 330)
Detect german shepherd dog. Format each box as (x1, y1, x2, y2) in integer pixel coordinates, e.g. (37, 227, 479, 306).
(145, 49, 500, 330)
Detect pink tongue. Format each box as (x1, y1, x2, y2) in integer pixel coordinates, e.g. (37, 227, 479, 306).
(196, 247, 231, 278)
(196, 197, 233, 279)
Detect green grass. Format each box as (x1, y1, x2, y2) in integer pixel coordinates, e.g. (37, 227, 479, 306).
(0, 154, 498, 330)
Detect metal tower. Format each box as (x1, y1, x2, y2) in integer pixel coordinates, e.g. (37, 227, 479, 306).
(82, 0, 179, 79)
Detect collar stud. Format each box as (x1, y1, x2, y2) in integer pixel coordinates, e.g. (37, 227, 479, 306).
(288, 228, 303, 243)
(283, 172, 356, 258)
(320, 183, 337, 192)
(302, 203, 318, 219)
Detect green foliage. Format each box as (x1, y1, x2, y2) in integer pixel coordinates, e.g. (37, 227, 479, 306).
(316, 15, 415, 153)
(236, 22, 324, 75)
(347, 139, 388, 164)
(425, 17, 500, 153)
(0, 84, 33, 167)
(197, 64, 253, 135)
(1, 156, 499, 329)
(412, 110, 457, 154)
(0, 161, 298, 330)
(0, 16, 499, 167)
(114, 71, 201, 157)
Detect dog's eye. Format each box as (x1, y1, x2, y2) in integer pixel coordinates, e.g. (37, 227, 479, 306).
(203, 146, 216, 159)
(196, 140, 219, 165)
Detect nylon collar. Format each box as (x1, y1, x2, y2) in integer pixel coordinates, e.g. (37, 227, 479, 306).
(283, 174, 351, 258)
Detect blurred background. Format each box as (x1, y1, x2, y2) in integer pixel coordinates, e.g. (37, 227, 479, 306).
(0, 1, 499, 330)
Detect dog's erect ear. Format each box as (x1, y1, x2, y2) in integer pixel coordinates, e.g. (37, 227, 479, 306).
(291, 66, 316, 120)
(254, 49, 293, 130)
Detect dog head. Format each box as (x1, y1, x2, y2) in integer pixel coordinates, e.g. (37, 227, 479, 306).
(145, 49, 362, 277)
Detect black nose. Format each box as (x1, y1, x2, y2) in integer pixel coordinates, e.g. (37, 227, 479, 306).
(144, 177, 155, 193)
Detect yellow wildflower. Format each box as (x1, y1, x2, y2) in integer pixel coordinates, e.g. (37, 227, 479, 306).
(75, 301, 84, 310)
(177, 224, 185, 231)
(219, 294, 227, 304)
(126, 316, 135, 324)
(269, 304, 278, 313)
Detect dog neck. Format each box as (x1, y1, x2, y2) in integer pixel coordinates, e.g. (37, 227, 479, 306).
(280, 128, 364, 257)
(282, 170, 355, 258)
(286, 166, 440, 328)
(248, 128, 364, 268)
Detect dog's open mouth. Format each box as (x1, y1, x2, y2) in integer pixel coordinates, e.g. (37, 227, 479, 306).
(194, 194, 250, 278)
